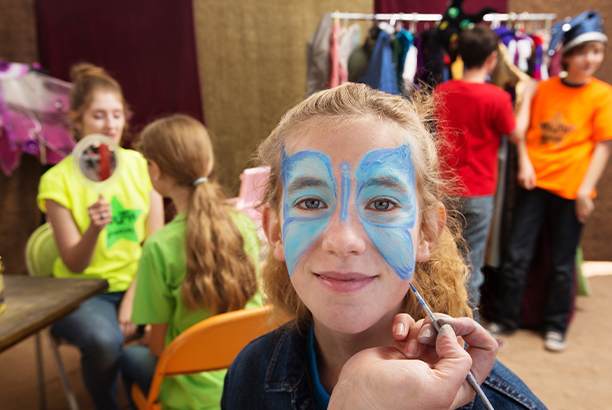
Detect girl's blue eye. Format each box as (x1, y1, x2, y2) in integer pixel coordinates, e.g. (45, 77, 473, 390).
(303, 199, 322, 209)
(367, 199, 396, 211)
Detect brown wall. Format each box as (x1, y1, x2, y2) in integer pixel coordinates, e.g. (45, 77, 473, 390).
(0, 0, 40, 276)
(193, 0, 373, 194)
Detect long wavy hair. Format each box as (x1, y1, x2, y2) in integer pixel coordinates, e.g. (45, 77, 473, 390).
(68, 63, 130, 141)
(138, 115, 258, 314)
(255, 83, 471, 324)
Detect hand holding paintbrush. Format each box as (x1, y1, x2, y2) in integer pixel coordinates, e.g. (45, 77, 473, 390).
(408, 283, 496, 410)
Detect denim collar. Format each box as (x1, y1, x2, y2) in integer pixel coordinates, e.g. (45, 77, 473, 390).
(263, 323, 315, 410)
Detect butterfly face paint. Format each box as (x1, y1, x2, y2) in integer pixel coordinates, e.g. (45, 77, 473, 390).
(282, 150, 337, 275)
(281, 144, 418, 280)
(355, 145, 417, 279)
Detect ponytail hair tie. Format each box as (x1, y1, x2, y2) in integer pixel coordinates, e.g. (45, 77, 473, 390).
(193, 177, 208, 186)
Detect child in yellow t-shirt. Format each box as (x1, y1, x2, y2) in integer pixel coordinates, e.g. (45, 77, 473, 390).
(488, 10, 612, 352)
(37, 63, 164, 409)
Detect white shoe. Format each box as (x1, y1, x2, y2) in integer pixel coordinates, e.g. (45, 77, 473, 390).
(544, 331, 567, 352)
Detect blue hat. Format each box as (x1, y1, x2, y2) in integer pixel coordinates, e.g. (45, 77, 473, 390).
(547, 10, 607, 56)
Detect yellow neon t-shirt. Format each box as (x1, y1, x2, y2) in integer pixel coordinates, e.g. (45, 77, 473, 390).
(37, 148, 152, 292)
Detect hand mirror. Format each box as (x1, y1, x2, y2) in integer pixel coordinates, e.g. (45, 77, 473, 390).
(72, 133, 123, 191)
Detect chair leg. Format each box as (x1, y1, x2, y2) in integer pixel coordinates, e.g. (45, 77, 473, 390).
(48, 332, 80, 410)
(35, 332, 47, 410)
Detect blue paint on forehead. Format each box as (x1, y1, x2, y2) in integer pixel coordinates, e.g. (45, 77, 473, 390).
(339, 162, 351, 222)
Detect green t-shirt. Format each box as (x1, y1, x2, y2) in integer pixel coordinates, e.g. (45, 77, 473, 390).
(37, 149, 152, 292)
(132, 210, 264, 410)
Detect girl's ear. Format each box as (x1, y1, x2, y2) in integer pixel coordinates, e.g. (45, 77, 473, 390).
(148, 160, 161, 181)
(415, 202, 446, 263)
(262, 204, 286, 262)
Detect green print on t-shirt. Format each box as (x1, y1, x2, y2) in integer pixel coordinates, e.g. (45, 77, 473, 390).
(106, 196, 142, 248)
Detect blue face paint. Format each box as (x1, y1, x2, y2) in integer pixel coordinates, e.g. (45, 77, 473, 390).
(355, 145, 417, 280)
(339, 162, 351, 222)
(282, 150, 337, 275)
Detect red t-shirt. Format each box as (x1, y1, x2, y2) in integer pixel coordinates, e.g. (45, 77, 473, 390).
(435, 80, 516, 197)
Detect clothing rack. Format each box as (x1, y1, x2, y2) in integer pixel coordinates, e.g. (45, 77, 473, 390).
(330, 12, 557, 32)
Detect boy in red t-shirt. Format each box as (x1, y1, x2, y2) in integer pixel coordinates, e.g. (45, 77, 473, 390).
(434, 26, 533, 318)
(488, 10, 612, 352)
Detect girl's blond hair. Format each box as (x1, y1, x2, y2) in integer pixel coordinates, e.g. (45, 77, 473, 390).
(256, 83, 471, 323)
(138, 115, 258, 315)
(69, 63, 130, 141)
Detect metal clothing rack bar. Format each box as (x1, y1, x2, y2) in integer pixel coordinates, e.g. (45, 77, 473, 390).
(330, 11, 557, 23)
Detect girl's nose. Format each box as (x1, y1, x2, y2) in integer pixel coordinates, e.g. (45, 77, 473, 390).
(320, 213, 367, 257)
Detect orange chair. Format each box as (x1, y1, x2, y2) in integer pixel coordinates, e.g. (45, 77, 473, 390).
(131, 304, 284, 410)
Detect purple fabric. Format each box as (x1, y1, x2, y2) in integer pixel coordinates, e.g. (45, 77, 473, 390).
(34, 0, 203, 144)
(0, 62, 74, 175)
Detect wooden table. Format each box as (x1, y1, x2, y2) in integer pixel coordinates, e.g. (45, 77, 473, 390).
(0, 275, 108, 353)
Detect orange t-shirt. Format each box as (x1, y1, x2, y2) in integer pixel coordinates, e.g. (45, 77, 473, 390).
(527, 77, 612, 199)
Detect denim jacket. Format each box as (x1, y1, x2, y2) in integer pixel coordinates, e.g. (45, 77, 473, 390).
(221, 324, 548, 410)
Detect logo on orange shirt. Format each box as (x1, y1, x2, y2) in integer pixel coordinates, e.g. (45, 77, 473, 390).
(539, 112, 576, 146)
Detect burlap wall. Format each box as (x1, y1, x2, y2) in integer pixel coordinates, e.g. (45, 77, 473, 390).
(193, 0, 373, 194)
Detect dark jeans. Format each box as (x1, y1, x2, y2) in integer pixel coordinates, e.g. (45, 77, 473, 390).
(454, 195, 494, 320)
(51, 292, 125, 410)
(493, 188, 583, 335)
(121, 345, 158, 410)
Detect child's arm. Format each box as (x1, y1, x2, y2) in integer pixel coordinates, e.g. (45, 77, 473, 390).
(146, 189, 165, 237)
(46, 195, 111, 273)
(118, 279, 139, 341)
(575, 140, 612, 223)
(118, 190, 164, 341)
(508, 79, 538, 145)
(516, 139, 537, 190)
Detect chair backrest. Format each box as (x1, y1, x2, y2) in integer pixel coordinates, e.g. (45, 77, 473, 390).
(235, 166, 270, 213)
(138, 304, 284, 410)
(25, 223, 58, 277)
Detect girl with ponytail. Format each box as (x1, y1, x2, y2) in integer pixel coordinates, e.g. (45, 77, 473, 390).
(121, 114, 262, 410)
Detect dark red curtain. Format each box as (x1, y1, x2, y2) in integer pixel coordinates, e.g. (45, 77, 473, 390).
(375, 0, 507, 14)
(35, 0, 203, 141)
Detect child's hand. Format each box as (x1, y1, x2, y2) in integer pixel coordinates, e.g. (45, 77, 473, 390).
(575, 194, 594, 224)
(517, 158, 537, 190)
(87, 194, 112, 231)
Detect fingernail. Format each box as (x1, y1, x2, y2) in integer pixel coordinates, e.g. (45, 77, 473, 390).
(394, 322, 405, 336)
(440, 324, 452, 335)
(419, 327, 432, 341)
(406, 340, 419, 357)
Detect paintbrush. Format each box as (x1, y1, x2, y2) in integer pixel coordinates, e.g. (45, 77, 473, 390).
(409, 283, 495, 410)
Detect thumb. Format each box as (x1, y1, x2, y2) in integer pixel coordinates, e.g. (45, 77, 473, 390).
(433, 324, 472, 387)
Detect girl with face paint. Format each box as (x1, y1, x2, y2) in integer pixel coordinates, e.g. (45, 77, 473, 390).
(221, 84, 547, 410)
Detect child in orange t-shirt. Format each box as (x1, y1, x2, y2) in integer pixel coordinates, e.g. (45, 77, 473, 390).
(488, 10, 612, 352)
